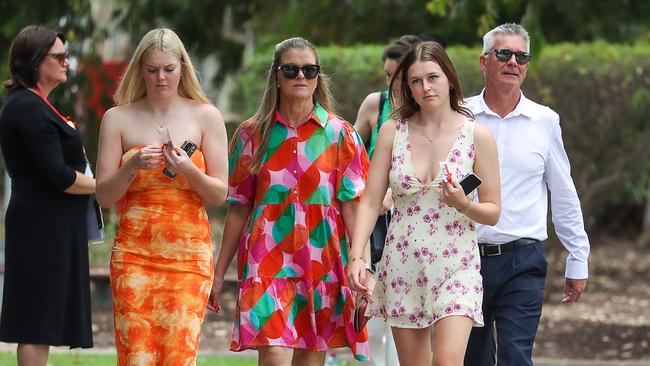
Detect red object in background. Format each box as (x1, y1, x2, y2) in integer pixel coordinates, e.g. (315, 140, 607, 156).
(80, 60, 127, 118)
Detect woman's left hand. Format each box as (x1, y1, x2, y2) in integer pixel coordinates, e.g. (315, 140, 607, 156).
(440, 180, 469, 211)
(346, 258, 370, 295)
(162, 144, 195, 176)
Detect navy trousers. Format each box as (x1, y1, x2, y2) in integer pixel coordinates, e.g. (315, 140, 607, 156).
(464, 240, 547, 366)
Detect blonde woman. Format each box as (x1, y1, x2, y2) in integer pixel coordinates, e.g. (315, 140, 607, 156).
(208, 37, 371, 365)
(96, 28, 228, 365)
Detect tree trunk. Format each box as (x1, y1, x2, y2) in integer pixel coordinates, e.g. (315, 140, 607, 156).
(640, 180, 650, 246)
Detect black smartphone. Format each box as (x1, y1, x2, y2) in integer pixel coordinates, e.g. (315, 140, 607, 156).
(460, 172, 482, 195)
(163, 140, 198, 178)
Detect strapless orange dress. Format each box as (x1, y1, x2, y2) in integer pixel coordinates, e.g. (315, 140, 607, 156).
(110, 147, 213, 366)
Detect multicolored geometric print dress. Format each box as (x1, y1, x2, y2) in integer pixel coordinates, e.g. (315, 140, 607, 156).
(227, 103, 371, 360)
(367, 119, 484, 329)
(110, 146, 213, 365)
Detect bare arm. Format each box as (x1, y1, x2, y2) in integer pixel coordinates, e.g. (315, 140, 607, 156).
(207, 203, 253, 312)
(441, 122, 500, 225)
(353, 92, 381, 144)
(64, 172, 95, 194)
(346, 120, 395, 292)
(164, 105, 228, 206)
(95, 108, 164, 208)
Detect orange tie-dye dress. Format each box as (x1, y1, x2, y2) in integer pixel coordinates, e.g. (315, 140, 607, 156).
(110, 147, 213, 366)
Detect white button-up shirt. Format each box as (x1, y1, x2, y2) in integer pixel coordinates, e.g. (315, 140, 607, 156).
(465, 90, 590, 279)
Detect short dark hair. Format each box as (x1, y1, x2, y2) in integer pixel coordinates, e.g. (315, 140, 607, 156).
(3, 25, 65, 90)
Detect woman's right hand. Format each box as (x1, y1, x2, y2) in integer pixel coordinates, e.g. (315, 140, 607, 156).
(207, 277, 223, 313)
(346, 258, 370, 295)
(129, 145, 164, 171)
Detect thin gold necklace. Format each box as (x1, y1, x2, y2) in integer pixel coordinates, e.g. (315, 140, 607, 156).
(420, 127, 441, 143)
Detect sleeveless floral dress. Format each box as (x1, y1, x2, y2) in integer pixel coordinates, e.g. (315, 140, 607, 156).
(366, 118, 484, 329)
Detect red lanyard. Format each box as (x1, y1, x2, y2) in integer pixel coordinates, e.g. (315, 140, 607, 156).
(28, 87, 74, 126)
(29, 87, 87, 160)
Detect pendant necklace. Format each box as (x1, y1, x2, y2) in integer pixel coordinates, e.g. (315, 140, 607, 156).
(147, 110, 167, 134)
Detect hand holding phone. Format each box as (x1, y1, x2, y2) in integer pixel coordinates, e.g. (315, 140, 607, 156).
(163, 140, 198, 178)
(459, 172, 482, 195)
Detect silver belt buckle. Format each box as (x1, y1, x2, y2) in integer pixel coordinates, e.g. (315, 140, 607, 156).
(481, 244, 502, 256)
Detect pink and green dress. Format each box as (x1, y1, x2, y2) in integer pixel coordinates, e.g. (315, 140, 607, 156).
(227, 103, 370, 360)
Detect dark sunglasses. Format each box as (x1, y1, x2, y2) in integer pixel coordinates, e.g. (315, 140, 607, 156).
(277, 63, 320, 80)
(486, 48, 531, 65)
(48, 51, 69, 64)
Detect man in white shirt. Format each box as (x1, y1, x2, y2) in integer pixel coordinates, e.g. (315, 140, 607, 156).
(463, 23, 590, 366)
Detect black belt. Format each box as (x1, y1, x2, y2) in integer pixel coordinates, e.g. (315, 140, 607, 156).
(478, 238, 538, 257)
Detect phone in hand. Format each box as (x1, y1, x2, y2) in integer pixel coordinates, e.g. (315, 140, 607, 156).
(459, 172, 482, 195)
(163, 140, 198, 178)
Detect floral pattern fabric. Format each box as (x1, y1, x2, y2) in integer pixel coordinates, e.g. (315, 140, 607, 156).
(227, 104, 370, 361)
(110, 147, 213, 366)
(367, 119, 484, 329)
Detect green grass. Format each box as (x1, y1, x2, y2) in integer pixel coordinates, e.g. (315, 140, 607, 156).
(0, 352, 257, 366)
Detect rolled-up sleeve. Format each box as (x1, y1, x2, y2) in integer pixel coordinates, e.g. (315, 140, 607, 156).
(227, 126, 256, 205)
(336, 123, 370, 202)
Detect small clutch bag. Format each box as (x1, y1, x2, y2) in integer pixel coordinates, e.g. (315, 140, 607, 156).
(354, 296, 370, 332)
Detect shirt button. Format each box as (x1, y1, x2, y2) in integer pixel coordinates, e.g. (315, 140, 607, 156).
(293, 149, 297, 154)
(293, 169, 297, 173)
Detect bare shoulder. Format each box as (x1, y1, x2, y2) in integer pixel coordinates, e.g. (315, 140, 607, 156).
(472, 120, 496, 145)
(361, 91, 382, 111)
(377, 118, 397, 141)
(101, 104, 137, 128)
(190, 101, 224, 127)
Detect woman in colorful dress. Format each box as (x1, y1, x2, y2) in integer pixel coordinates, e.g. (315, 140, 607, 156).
(347, 41, 501, 365)
(95, 28, 228, 365)
(208, 37, 370, 365)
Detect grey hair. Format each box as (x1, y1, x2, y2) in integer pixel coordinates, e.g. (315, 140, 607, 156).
(482, 23, 530, 54)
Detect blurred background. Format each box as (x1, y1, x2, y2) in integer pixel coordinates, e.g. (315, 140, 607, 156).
(0, 0, 649, 362)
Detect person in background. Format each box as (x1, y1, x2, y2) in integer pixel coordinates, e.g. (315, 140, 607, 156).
(95, 28, 228, 365)
(208, 36, 371, 365)
(463, 23, 590, 366)
(348, 41, 501, 365)
(353, 34, 426, 366)
(0, 25, 95, 365)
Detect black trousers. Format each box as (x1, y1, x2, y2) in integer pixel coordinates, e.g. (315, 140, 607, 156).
(464, 240, 547, 366)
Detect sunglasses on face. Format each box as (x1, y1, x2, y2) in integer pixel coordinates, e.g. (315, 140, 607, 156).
(486, 48, 531, 65)
(48, 51, 69, 64)
(277, 63, 320, 80)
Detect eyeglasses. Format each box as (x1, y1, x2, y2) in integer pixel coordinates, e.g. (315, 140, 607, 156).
(47, 51, 69, 64)
(277, 63, 320, 80)
(485, 48, 531, 65)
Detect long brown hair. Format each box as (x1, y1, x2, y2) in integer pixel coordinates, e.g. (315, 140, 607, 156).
(389, 41, 472, 120)
(231, 37, 335, 173)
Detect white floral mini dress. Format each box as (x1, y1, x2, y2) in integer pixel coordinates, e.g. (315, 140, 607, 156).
(366, 118, 484, 329)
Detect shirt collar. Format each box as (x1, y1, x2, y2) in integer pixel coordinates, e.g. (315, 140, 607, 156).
(475, 88, 536, 119)
(273, 102, 328, 128)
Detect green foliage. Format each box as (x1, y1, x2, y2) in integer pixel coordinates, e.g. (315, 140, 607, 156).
(232, 42, 650, 235)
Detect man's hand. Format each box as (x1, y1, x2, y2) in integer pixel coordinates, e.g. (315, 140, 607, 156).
(562, 278, 587, 303)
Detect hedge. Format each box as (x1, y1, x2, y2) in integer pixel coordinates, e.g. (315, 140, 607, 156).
(230, 42, 650, 235)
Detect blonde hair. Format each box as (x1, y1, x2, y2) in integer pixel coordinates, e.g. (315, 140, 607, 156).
(231, 37, 335, 173)
(113, 28, 209, 105)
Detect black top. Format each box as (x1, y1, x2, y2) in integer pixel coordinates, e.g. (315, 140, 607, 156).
(0, 87, 93, 348)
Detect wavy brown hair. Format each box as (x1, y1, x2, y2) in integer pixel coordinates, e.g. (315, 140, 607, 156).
(230, 37, 335, 173)
(389, 41, 472, 120)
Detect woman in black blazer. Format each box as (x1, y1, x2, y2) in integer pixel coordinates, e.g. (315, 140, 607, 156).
(0, 25, 95, 365)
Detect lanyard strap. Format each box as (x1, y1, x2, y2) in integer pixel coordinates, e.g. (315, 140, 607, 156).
(28, 87, 70, 123)
(29, 87, 88, 161)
